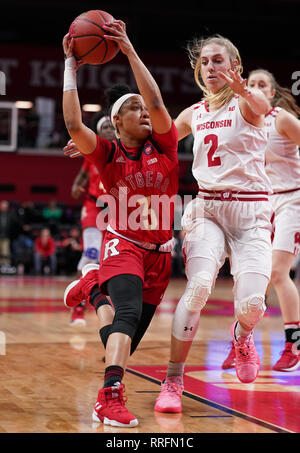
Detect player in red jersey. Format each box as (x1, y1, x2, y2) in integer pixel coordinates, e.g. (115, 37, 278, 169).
(66, 115, 115, 326)
(62, 20, 178, 427)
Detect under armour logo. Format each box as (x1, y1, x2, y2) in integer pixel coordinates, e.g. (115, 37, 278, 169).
(184, 326, 193, 331)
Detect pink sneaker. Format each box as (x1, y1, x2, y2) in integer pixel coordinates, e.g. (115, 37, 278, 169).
(154, 376, 183, 413)
(231, 321, 260, 383)
(222, 341, 236, 369)
(64, 263, 99, 308)
(272, 342, 300, 371)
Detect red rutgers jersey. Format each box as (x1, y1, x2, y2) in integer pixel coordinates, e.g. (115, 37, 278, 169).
(85, 122, 179, 244)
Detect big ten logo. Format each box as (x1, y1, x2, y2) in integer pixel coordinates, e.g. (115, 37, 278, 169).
(0, 331, 6, 355)
(291, 71, 300, 96)
(0, 72, 6, 95)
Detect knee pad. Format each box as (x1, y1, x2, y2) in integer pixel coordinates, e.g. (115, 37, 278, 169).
(111, 302, 142, 340)
(108, 275, 143, 340)
(99, 325, 112, 348)
(183, 271, 212, 312)
(172, 298, 201, 341)
(84, 247, 99, 261)
(235, 294, 266, 330)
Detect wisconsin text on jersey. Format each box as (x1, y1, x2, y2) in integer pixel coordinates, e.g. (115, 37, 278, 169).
(196, 119, 233, 131)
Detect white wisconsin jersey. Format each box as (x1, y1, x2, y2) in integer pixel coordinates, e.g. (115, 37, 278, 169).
(264, 106, 300, 192)
(191, 95, 272, 193)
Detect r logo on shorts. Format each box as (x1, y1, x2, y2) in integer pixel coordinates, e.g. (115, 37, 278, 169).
(103, 238, 120, 261)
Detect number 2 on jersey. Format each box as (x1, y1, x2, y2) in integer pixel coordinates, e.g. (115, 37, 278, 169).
(204, 134, 221, 167)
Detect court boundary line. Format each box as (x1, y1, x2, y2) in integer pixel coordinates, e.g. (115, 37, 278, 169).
(126, 367, 294, 434)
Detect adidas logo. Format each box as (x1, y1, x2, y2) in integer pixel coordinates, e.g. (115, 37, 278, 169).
(116, 156, 126, 163)
(111, 381, 121, 397)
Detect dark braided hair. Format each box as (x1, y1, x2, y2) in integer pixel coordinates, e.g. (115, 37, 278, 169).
(104, 83, 134, 116)
(89, 84, 134, 133)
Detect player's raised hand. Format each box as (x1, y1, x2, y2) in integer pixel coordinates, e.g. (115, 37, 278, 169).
(102, 20, 134, 56)
(62, 33, 83, 67)
(63, 139, 82, 158)
(217, 69, 250, 97)
(71, 183, 85, 199)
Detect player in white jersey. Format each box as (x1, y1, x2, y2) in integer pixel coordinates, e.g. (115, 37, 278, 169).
(222, 69, 300, 372)
(155, 35, 273, 413)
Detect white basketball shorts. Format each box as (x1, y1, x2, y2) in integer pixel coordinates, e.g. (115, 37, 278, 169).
(181, 196, 273, 281)
(270, 189, 300, 255)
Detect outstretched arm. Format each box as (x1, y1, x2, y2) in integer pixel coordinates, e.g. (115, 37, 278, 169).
(103, 20, 172, 134)
(62, 34, 97, 154)
(175, 105, 194, 140)
(71, 166, 89, 199)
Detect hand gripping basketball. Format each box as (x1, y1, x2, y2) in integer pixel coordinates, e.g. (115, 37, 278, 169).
(102, 20, 134, 57)
(62, 34, 83, 68)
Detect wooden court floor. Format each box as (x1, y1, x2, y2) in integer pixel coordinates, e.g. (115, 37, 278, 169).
(0, 275, 299, 434)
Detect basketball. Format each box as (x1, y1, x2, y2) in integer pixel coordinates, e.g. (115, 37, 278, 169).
(68, 10, 120, 65)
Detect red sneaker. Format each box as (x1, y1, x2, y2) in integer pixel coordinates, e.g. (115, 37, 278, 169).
(70, 304, 86, 326)
(92, 382, 138, 428)
(222, 341, 236, 369)
(64, 264, 99, 308)
(272, 342, 300, 371)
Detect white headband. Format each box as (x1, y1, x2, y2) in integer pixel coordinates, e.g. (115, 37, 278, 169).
(110, 93, 138, 128)
(96, 115, 111, 135)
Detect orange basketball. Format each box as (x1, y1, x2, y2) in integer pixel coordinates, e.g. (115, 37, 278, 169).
(68, 10, 120, 65)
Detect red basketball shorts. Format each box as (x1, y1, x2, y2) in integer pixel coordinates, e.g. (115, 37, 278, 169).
(98, 231, 172, 306)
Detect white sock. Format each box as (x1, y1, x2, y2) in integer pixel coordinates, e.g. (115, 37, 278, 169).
(166, 361, 184, 379)
(235, 322, 252, 343)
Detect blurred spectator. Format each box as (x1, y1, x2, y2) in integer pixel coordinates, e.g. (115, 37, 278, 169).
(42, 200, 63, 234)
(0, 200, 20, 265)
(43, 200, 62, 221)
(11, 233, 34, 275)
(34, 227, 56, 275)
(16, 200, 40, 237)
(17, 107, 39, 148)
(62, 206, 75, 224)
(18, 201, 39, 225)
(61, 227, 83, 275)
(11, 201, 39, 273)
